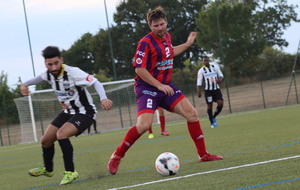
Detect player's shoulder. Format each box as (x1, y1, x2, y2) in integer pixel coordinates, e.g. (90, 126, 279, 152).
(64, 64, 83, 73)
(165, 32, 171, 38)
(198, 66, 205, 73)
(210, 63, 220, 69)
(200, 65, 207, 69)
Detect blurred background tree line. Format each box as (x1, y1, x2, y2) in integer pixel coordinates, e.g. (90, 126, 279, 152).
(1, 0, 299, 124)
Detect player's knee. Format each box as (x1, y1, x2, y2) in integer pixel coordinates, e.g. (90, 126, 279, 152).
(136, 123, 151, 134)
(40, 136, 54, 148)
(56, 130, 69, 140)
(186, 108, 198, 121)
(207, 104, 213, 109)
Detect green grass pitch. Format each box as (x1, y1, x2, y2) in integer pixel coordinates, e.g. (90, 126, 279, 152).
(0, 105, 299, 190)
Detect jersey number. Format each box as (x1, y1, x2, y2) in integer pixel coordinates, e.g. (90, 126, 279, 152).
(147, 99, 153, 108)
(165, 47, 170, 58)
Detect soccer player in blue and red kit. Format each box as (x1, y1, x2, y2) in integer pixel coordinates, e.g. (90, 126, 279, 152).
(108, 6, 222, 175)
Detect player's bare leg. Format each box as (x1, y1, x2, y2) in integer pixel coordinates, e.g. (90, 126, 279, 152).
(108, 113, 154, 174)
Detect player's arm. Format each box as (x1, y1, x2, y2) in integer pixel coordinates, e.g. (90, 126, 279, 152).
(216, 65, 224, 84)
(72, 67, 112, 110)
(20, 75, 44, 96)
(135, 67, 174, 96)
(196, 69, 203, 98)
(92, 81, 113, 110)
(173, 32, 197, 56)
(216, 77, 223, 84)
(197, 86, 202, 98)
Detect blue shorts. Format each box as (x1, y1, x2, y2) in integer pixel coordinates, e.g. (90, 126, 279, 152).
(135, 83, 185, 116)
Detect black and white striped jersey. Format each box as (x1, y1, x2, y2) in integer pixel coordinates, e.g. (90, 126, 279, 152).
(40, 64, 97, 117)
(197, 64, 224, 91)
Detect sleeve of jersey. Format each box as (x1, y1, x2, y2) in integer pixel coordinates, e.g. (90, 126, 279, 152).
(72, 68, 97, 87)
(92, 81, 108, 101)
(23, 75, 45, 86)
(133, 41, 149, 68)
(196, 68, 203, 86)
(216, 65, 224, 78)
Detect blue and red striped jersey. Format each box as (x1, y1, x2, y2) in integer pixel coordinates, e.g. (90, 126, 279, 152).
(133, 32, 174, 85)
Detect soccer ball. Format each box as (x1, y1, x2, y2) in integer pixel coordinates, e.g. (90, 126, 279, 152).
(155, 152, 180, 176)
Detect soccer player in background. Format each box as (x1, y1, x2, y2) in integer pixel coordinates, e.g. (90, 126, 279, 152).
(87, 119, 100, 135)
(148, 107, 169, 139)
(108, 6, 222, 175)
(20, 46, 113, 185)
(197, 56, 224, 128)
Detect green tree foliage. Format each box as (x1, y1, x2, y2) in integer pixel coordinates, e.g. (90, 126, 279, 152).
(61, 33, 96, 74)
(256, 47, 295, 78)
(251, 0, 299, 47)
(36, 81, 51, 90)
(94, 68, 111, 83)
(195, 0, 299, 78)
(0, 71, 20, 124)
(90, 28, 124, 80)
(196, 2, 266, 77)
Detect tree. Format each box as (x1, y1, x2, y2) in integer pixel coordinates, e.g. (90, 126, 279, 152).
(94, 68, 111, 83)
(61, 33, 96, 74)
(251, 0, 299, 47)
(90, 29, 117, 79)
(196, 2, 266, 77)
(0, 71, 20, 124)
(256, 47, 295, 77)
(195, 0, 299, 78)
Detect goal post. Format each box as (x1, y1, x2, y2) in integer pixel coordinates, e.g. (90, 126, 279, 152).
(14, 79, 143, 143)
(286, 38, 300, 105)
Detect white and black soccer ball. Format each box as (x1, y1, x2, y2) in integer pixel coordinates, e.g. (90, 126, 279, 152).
(155, 152, 180, 176)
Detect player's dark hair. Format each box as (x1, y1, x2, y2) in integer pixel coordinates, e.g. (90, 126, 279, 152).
(202, 56, 209, 60)
(147, 6, 167, 27)
(42, 46, 61, 59)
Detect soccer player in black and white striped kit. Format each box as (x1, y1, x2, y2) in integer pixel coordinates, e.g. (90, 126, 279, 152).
(20, 46, 113, 185)
(197, 56, 224, 128)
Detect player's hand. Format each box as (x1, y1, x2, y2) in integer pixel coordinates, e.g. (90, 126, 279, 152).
(216, 77, 223, 84)
(197, 91, 202, 98)
(157, 84, 174, 96)
(186, 32, 197, 46)
(20, 84, 30, 96)
(101, 99, 113, 110)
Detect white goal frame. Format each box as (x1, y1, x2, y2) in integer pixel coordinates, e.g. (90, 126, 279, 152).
(27, 79, 135, 142)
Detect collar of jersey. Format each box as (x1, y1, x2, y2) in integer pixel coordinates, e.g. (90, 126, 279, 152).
(57, 64, 65, 77)
(203, 64, 212, 68)
(150, 32, 167, 40)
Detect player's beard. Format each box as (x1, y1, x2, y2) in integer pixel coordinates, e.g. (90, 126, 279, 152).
(154, 30, 166, 38)
(50, 68, 62, 77)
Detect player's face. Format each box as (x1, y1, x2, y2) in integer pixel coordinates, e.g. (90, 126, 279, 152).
(150, 18, 167, 39)
(45, 56, 63, 77)
(203, 58, 209, 66)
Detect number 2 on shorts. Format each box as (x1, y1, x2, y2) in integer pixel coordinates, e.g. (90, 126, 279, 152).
(147, 98, 153, 108)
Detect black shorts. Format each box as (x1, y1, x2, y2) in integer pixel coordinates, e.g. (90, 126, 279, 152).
(51, 111, 95, 136)
(204, 89, 223, 104)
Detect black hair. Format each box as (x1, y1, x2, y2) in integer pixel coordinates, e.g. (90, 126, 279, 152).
(202, 56, 209, 60)
(42, 46, 61, 59)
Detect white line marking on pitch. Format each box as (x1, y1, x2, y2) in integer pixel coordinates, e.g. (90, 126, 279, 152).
(108, 155, 300, 190)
